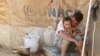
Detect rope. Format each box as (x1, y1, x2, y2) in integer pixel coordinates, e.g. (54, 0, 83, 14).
(81, 0, 93, 56)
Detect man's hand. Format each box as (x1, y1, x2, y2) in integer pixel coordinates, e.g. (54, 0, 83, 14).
(75, 41, 80, 48)
(73, 28, 84, 36)
(73, 40, 80, 48)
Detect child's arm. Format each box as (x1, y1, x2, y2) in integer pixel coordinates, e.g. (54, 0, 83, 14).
(59, 30, 78, 44)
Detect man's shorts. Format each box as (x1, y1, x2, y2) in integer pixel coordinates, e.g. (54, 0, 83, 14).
(75, 35, 84, 41)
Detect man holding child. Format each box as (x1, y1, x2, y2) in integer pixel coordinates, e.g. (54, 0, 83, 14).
(55, 11, 86, 56)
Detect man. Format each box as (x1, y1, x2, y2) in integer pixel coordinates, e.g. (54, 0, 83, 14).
(55, 11, 85, 56)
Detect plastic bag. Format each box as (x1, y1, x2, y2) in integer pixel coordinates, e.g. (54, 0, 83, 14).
(24, 35, 40, 53)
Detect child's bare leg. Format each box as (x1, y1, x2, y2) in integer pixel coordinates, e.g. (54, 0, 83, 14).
(61, 40, 69, 56)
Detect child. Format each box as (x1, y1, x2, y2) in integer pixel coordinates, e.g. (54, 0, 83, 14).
(55, 17, 79, 56)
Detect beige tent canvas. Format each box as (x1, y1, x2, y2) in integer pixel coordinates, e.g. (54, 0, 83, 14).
(0, 0, 96, 56)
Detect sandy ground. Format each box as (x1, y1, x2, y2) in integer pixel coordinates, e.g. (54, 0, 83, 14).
(0, 49, 46, 56)
(0, 45, 46, 56)
(0, 47, 19, 56)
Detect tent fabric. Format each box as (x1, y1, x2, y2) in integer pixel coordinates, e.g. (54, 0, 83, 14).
(0, 0, 90, 48)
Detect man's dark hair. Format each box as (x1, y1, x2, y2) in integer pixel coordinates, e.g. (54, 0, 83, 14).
(72, 11, 83, 22)
(50, 0, 53, 3)
(63, 16, 71, 24)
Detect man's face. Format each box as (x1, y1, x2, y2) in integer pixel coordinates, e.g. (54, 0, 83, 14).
(71, 17, 79, 27)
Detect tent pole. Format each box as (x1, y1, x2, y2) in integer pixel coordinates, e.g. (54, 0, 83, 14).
(81, 0, 93, 56)
(55, 0, 60, 30)
(91, 22, 96, 56)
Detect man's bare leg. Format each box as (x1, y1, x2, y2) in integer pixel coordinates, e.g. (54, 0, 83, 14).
(78, 41, 86, 56)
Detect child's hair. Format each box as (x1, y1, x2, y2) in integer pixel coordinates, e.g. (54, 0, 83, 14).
(63, 16, 71, 24)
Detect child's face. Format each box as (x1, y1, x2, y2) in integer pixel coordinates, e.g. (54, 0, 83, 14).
(63, 21, 71, 30)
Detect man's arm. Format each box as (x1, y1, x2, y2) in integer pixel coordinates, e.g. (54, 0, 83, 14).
(73, 28, 84, 36)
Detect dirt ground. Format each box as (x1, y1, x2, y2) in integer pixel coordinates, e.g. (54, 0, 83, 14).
(0, 47, 18, 56)
(0, 45, 46, 56)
